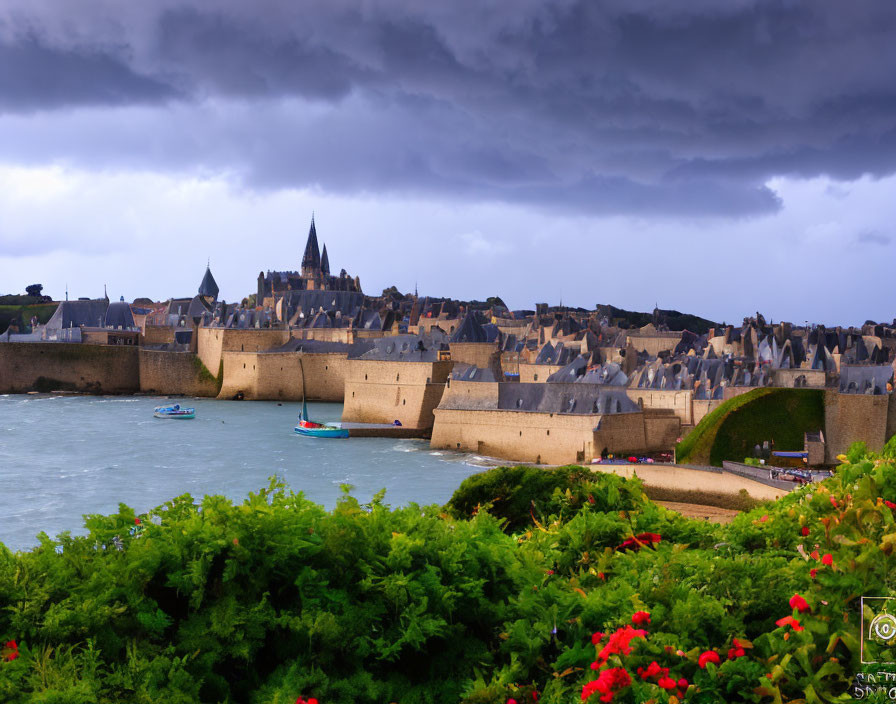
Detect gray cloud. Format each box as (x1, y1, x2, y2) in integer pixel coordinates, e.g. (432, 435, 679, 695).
(856, 229, 892, 247)
(1, 1, 895, 217)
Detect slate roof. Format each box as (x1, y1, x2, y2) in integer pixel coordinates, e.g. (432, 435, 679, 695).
(497, 383, 638, 415)
(352, 333, 448, 362)
(45, 299, 108, 330)
(450, 311, 488, 343)
(103, 301, 136, 329)
(451, 364, 499, 382)
(284, 290, 365, 315)
(266, 339, 375, 356)
(839, 364, 893, 394)
(198, 266, 219, 299)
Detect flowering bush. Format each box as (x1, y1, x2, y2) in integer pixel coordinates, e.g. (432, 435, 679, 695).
(2, 446, 896, 702)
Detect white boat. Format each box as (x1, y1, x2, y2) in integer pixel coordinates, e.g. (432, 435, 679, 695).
(153, 403, 195, 419)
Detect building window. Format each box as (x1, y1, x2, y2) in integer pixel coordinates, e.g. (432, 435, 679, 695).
(365, 374, 368, 380)
(534, 374, 538, 381)
(402, 399, 406, 405)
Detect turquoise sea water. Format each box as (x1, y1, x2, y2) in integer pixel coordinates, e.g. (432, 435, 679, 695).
(0, 394, 488, 552)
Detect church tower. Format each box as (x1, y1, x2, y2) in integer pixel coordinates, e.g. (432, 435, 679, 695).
(301, 215, 321, 280)
(320, 244, 330, 276)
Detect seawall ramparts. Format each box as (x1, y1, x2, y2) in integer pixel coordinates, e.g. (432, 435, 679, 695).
(138, 350, 219, 397)
(0, 342, 139, 394)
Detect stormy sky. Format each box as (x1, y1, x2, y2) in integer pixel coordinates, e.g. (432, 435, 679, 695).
(1, 1, 894, 325)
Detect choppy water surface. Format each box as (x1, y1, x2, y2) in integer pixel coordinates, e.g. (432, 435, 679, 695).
(0, 394, 488, 551)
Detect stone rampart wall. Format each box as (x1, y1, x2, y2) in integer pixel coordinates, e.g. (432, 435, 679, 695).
(217, 351, 348, 401)
(0, 342, 139, 393)
(449, 342, 501, 375)
(626, 388, 693, 425)
(823, 390, 890, 462)
(138, 350, 219, 397)
(141, 325, 176, 346)
(431, 406, 678, 465)
(342, 359, 452, 429)
(196, 327, 225, 379)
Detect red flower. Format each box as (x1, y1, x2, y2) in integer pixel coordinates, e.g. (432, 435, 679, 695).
(830, 497, 839, 508)
(307, 700, 318, 704)
(546, 569, 554, 575)
(800, 526, 809, 536)
(631, 611, 651, 626)
(594, 626, 647, 665)
(507, 699, 517, 704)
(2, 640, 18, 662)
(598, 572, 606, 581)
(588, 495, 596, 504)
(760, 514, 769, 523)
(590, 661, 600, 670)
(698, 650, 721, 668)
(810, 549, 820, 561)
(821, 553, 833, 566)
(591, 631, 605, 645)
(885, 500, 896, 510)
(532, 693, 539, 702)
(728, 647, 745, 660)
(789, 594, 810, 613)
(775, 615, 804, 631)
(134, 517, 141, 525)
(639, 661, 663, 680)
(809, 568, 817, 579)
(677, 678, 688, 691)
(657, 676, 677, 691)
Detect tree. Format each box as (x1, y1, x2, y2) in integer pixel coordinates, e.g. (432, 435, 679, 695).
(25, 284, 43, 297)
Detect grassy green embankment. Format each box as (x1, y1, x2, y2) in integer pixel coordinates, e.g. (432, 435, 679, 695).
(676, 388, 825, 466)
(0, 302, 57, 334)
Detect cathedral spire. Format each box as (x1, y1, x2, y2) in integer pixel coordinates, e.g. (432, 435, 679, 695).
(301, 215, 321, 274)
(320, 243, 330, 275)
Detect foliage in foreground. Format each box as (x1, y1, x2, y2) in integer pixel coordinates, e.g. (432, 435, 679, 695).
(3, 445, 896, 703)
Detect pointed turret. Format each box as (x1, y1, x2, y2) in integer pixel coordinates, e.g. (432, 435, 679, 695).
(320, 243, 330, 275)
(198, 265, 219, 300)
(301, 215, 321, 275)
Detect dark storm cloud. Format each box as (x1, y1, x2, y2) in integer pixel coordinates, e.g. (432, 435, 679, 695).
(1, 0, 895, 216)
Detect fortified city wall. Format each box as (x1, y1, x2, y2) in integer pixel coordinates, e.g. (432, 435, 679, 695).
(141, 325, 177, 346)
(218, 351, 348, 401)
(823, 390, 893, 462)
(431, 379, 681, 465)
(449, 342, 502, 376)
(0, 342, 139, 394)
(196, 327, 290, 378)
(342, 359, 453, 430)
(138, 350, 219, 397)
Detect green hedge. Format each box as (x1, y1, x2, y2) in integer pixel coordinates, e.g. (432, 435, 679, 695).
(2, 453, 894, 703)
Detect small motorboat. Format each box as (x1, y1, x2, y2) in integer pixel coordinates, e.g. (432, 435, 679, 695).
(293, 360, 349, 438)
(294, 399, 348, 438)
(154, 403, 195, 419)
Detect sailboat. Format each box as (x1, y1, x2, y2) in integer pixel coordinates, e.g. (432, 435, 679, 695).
(294, 359, 349, 438)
